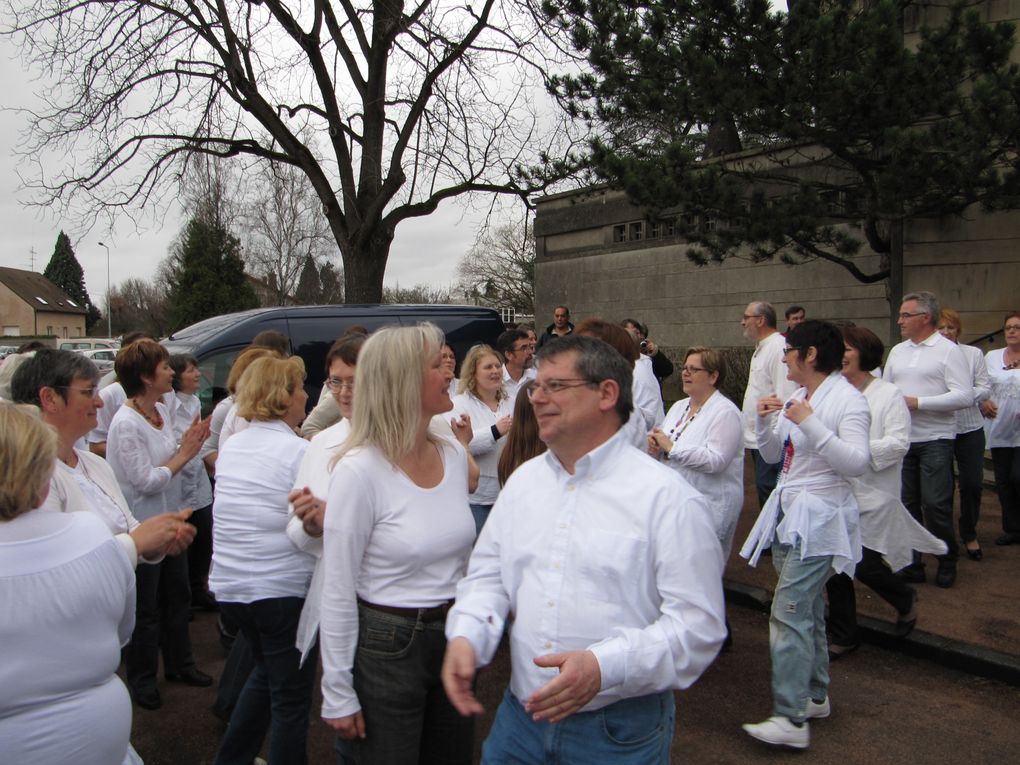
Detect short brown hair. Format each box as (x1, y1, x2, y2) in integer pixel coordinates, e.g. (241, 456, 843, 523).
(575, 318, 639, 366)
(234, 356, 306, 421)
(115, 339, 170, 397)
(842, 327, 885, 373)
(0, 404, 57, 520)
(683, 346, 726, 389)
(938, 308, 962, 333)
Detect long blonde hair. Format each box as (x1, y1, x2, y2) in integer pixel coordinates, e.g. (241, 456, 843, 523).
(457, 344, 507, 400)
(331, 323, 445, 468)
(0, 404, 57, 520)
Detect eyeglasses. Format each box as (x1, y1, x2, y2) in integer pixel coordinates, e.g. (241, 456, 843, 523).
(527, 378, 595, 398)
(511, 344, 532, 354)
(898, 311, 926, 320)
(741, 314, 762, 321)
(56, 385, 99, 398)
(783, 346, 801, 355)
(325, 378, 355, 392)
(680, 365, 708, 374)
(1005, 324, 1020, 332)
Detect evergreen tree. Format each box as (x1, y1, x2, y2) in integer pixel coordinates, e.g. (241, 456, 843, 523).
(319, 262, 345, 305)
(165, 214, 258, 331)
(294, 254, 323, 305)
(43, 230, 102, 330)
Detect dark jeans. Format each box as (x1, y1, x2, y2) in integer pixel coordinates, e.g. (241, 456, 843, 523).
(752, 449, 781, 510)
(992, 447, 1020, 534)
(187, 503, 214, 597)
(901, 439, 959, 563)
(212, 632, 255, 722)
(125, 551, 195, 693)
(826, 547, 916, 647)
(953, 428, 985, 543)
(215, 598, 317, 765)
(351, 604, 473, 765)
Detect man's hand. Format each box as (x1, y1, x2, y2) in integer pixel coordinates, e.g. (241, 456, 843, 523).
(324, 711, 366, 740)
(525, 650, 601, 723)
(288, 487, 325, 537)
(441, 637, 484, 717)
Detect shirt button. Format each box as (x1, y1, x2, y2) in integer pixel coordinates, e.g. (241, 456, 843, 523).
(567, 485, 575, 492)
(547, 600, 554, 607)
(559, 522, 567, 529)
(553, 562, 561, 570)
(545, 642, 552, 649)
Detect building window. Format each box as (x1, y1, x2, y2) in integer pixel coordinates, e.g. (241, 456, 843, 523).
(629, 222, 644, 240)
(76, 327, 83, 337)
(46, 325, 53, 335)
(612, 224, 627, 243)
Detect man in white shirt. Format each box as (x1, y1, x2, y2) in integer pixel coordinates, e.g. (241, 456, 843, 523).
(741, 301, 798, 508)
(497, 328, 536, 401)
(883, 291, 972, 588)
(441, 335, 726, 763)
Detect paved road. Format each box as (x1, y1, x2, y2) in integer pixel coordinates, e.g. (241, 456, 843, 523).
(128, 603, 1020, 763)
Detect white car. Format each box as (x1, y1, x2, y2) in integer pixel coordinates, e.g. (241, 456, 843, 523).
(79, 348, 118, 373)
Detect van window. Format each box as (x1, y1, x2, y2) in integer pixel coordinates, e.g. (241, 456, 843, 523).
(195, 346, 245, 417)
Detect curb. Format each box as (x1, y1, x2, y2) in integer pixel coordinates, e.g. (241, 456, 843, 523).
(724, 578, 1020, 687)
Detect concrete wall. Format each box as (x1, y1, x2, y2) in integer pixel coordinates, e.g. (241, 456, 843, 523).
(0, 285, 35, 335)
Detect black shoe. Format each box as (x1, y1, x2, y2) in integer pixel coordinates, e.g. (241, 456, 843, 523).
(191, 591, 220, 612)
(166, 667, 213, 687)
(133, 686, 162, 710)
(935, 562, 957, 588)
(898, 564, 926, 584)
(965, 544, 983, 561)
(828, 642, 859, 661)
(995, 532, 1020, 546)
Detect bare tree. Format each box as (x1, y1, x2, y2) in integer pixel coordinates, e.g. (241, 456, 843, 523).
(7, 0, 579, 302)
(382, 283, 454, 304)
(457, 215, 535, 314)
(109, 277, 171, 338)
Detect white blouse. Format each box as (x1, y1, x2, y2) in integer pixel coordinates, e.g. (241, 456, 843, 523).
(954, 343, 991, 435)
(319, 437, 475, 718)
(741, 372, 871, 576)
(985, 348, 1020, 448)
(0, 511, 140, 765)
(658, 390, 744, 556)
(210, 420, 314, 603)
(107, 402, 182, 522)
(451, 391, 514, 505)
(164, 391, 213, 509)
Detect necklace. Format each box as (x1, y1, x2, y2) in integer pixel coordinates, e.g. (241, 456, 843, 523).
(1004, 349, 1020, 370)
(130, 398, 164, 429)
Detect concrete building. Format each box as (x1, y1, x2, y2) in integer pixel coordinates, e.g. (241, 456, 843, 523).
(0, 267, 88, 340)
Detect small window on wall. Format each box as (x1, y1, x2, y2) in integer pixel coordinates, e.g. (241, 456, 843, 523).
(46, 326, 53, 335)
(648, 221, 660, 239)
(662, 218, 676, 237)
(612, 224, 627, 243)
(629, 222, 644, 241)
(62, 327, 68, 338)
(76, 327, 83, 337)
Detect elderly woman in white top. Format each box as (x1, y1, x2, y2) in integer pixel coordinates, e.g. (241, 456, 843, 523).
(452, 343, 514, 534)
(320, 323, 478, 764)
(107, 339, 211, 711)
(648, 346, 743, 557)
(0, 405, 142, 765)
(936, 309, 992, 560)
(740, 320, 870, 751)
(209, 354, 314, 764)
(825, 327, 947, 658)
(982, 310, 1020, 546)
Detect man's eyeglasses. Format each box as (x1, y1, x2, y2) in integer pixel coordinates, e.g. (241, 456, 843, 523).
(898, 311, 926, 320)
(325, 378, 355, 392)
(527, 378, 595, 398)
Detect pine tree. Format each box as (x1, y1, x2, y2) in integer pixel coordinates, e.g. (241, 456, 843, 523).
(294, 254, 323, 305)
(165, 214, 258, 331)
(43, 230, 102, 330)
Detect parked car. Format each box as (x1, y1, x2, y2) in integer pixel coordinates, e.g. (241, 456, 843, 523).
(0, 345, 18, 360)
(60, 338, 120, 352)
(78, 348, 118, 373)
(161, 304, 506, 416)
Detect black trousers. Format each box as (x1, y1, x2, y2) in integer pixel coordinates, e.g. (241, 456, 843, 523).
(826, 547, 915, 647)
(992, 447, 1020, 534)
(187, 503, 214, 597)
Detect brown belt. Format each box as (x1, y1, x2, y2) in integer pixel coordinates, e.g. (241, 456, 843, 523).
(357, 598, 453, 623)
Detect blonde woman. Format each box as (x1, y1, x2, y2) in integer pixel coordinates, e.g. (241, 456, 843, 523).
(209, 355, 315, 765)
(319, 324, 477, 764)
(0, 405, 141, 764)
(452, 343, 513, 534)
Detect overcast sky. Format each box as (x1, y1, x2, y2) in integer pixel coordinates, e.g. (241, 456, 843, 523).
(0, 35, 500, 304)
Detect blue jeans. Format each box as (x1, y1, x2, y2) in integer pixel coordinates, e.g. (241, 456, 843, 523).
(752, 449, 781, 511)
(215, 598, 317, 765)
(482, 687, 674, 765)
(470, 503, 492, 536)
(351, 604, 473, 765)
(901, 439, 959, 561)
(769, 540, 832, 722)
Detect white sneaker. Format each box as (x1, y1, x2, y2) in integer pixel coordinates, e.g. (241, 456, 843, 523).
(742, 715, 810, 749)
(806, 696, 830, 719)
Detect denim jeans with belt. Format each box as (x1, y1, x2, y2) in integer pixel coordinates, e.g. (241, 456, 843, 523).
(770, 540, 833, 722)
(351, 603, 473, 765)
(482, 687, 675, 765)
(215, 597, 317, 765)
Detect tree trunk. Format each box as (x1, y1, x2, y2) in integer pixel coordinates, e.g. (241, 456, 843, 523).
(342, 232, 393, 303)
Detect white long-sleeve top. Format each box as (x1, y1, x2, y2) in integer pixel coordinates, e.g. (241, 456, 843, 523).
(858, 378, 912, 497)
(451, 391, 514, 505)
(633, 355, 664, 432)
(741, 331, 798, 449)
(658, 390, 744, 557)
(320, 436, 475, 718)
(86, 382, 126, 445)
(446, 430, 726, 713)
(219, 402, 250, 448)
(985, 348, 1020, 447)
(501, 364, 536, 403)
(199, 395, 232, 461)
(107, 402, 182, 522)
(287, 418, 352, 665)
(209, 420, 313, 604)
(164, 391, 213, 510)
(741, 372, 870, 576)
(883, 331, 972, 442)
(953, 343, 992, 434)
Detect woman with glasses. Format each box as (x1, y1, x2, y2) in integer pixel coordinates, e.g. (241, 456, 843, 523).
(647, 346, 742, 558)
(740, 320, 870, 750)
(452, 344, 513, 534)
(319, 324, 477, 764)
(982, 310, 1020, 546)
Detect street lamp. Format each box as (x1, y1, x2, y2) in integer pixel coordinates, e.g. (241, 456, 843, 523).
(98, 241, 111, 338)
